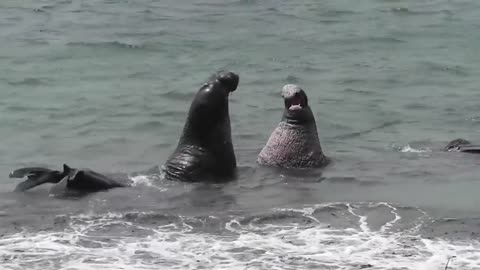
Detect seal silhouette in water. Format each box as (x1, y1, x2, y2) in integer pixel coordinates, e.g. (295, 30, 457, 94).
(445, 138, 480, 153)
(257, 84, 330, 169)
(10, 164, 128, 194)
(162, 70, 239, 182)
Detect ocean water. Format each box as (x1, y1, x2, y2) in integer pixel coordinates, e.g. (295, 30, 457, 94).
(1, 0, 480, 269)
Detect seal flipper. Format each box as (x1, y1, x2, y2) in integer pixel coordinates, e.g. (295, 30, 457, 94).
(13, 170, 64, 192)
(9, 167, 54, 179)
(62, 164, 81, 181)
(63, 164, 74, 176)
(12, 163, 127, 194)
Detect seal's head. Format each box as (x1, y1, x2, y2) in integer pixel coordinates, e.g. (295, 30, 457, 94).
(281, 84, 313, 124)
(206, 70, 239, 93)
(181, 70, 239, 145)
(190, 71, 238, 120)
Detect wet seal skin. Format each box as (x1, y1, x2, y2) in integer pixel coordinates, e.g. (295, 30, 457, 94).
(10, 164, 127, 194)
(445, 138, 480, 153)
(163, 70, 239, 182)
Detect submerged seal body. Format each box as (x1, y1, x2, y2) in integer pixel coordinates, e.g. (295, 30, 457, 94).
(163, 70, 239, 182)
(10, 164, 127, 194)
(445, 138, 480, 153)
(257, 84, 330, 169)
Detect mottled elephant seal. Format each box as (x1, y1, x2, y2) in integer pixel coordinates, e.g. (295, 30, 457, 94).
(257, 84, 330, 169)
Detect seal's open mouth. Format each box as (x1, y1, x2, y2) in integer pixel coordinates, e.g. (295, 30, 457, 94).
(282, 84, 309, 112)
(287, 96, 304, 110)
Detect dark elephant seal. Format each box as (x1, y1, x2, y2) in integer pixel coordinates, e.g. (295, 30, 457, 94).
(162, 70, 239, 182)
(257, 84, 330, 169)
(10, 164, 128, 194)
(445, 138, 480, 153)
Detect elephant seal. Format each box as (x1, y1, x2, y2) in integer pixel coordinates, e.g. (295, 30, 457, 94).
(445, 138, 480, 153)
(257, 84, 330, 169)
(10, 164, 128, 194)
(162, 70, 239, 182)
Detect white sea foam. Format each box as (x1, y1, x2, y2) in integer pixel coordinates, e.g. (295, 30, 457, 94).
(129, 173, 167, 192)
(0, 203, 479, 270)
(400, 144, 431, 154)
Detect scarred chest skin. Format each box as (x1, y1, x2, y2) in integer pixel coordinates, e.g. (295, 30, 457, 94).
(257, 120, 330, 169)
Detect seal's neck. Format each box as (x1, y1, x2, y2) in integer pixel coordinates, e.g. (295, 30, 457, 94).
(179, 98, 232, 148)
(282, 106, 317, 126)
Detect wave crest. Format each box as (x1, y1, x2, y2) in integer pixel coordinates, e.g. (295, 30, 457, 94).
(1, 203, 479, 270)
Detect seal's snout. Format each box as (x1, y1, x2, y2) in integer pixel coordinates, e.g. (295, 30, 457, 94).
(215, 70, 239, 93)
(282, 84, 308, 110)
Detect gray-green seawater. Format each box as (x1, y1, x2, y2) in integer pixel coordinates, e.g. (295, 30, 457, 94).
(1, 0, 480, 269)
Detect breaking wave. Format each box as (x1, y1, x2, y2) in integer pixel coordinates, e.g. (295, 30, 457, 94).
(1, 203, 479, 270)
